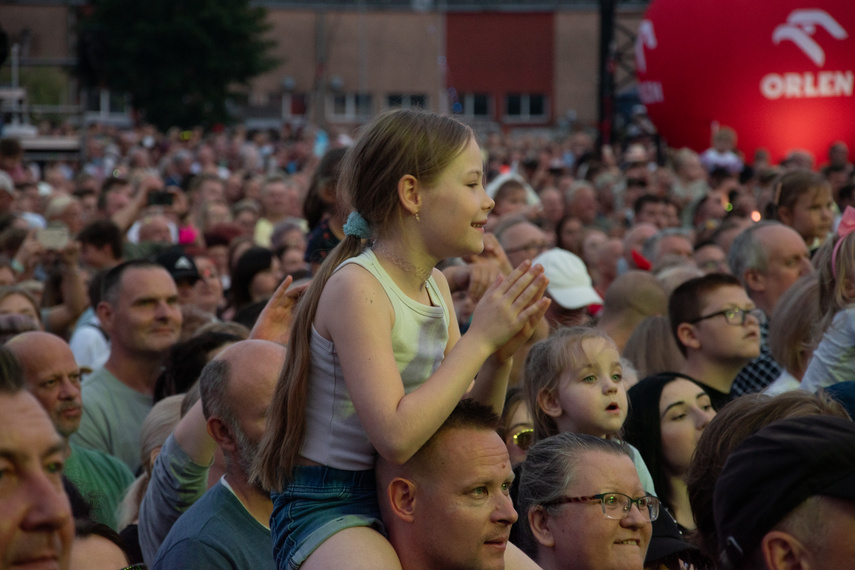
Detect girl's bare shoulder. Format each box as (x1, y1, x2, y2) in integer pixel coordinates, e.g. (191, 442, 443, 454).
(315, 262, 393, 337)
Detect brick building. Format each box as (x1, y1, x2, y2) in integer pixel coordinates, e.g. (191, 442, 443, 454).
(0, 0, 647, 132)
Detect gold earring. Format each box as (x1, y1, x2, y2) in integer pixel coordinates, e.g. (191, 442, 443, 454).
(414, 211, 420, 222)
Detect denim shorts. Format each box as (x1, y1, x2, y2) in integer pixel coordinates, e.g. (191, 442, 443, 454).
(270, 465, 386, 570)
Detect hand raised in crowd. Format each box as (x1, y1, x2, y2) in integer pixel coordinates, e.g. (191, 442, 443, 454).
(491, 270, 550, 364)
(12, 229, 44, 279)
(58, 240, 80, 268)
(474, 232, 514, 275)
(166, 185, 189, 219)
(459, 233, 515, 303)
(467, 260, 550, 355)
(443, 260, 503, 306)
(249, 275, 310, 345)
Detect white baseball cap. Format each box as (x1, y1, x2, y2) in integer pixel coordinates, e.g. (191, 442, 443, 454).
(533, 248, 602, 309)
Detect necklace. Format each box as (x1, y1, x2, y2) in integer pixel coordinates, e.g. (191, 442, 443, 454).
(372, 242, 433, 285)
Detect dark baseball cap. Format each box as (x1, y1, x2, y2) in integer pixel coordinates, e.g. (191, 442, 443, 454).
(714, 415, 855, 569)
(154, 247, 200, 284)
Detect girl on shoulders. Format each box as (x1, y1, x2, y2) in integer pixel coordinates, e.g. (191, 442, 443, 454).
(255, 109, 549, 570)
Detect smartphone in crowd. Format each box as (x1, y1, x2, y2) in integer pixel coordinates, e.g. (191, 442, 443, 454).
(36, 226, 70, 251)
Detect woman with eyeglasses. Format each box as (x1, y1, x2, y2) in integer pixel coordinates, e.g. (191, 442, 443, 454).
(516, 432, 657, 570)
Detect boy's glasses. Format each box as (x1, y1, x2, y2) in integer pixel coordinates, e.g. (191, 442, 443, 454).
(689, 307, 765, 326)
(541, 492, 660, 522)
(509, 428, 534, 451)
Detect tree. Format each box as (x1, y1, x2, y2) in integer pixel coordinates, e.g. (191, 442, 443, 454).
(77, 0, 277, 130)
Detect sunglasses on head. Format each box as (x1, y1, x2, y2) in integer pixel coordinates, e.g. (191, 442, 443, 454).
(510, 428, 534, 451)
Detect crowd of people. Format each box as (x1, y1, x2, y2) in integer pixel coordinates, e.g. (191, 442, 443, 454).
(2, 108, 855, 570)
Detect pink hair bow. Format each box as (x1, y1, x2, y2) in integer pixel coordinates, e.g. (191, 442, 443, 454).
(832, 206, 855, 279)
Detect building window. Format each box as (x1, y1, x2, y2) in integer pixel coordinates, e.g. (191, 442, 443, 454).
(387, 93, 427, 110)
(281, 93, 308, 119)
(84, 88, 129, 114)
(452, 93, 492, 119)
(329, 93, 373, 120)
(504, 93, 548, 122)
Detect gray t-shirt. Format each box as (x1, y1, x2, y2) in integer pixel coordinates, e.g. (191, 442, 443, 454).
(138, 433, 211, 566)
(152, 478, 274, 569)
(72, 367, 153, 473)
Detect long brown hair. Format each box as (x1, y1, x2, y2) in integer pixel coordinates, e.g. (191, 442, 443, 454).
(816, 229, 855, 337)
(685, 391, 848, 559)
(254, 109, 473, 491)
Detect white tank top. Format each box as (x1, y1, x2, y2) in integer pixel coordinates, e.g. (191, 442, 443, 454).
(300, 249, 450, 470)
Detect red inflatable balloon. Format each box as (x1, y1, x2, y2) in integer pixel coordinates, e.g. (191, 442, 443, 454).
(636, 0, 855, 164)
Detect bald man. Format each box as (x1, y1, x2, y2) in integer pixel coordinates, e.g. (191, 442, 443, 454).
(597, 271, 668, 352)
(141, 340, 286, 566)
(7, 332, 135, 530)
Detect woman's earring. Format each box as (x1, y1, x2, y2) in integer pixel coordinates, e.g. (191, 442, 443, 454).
(413, 211, 420, 222)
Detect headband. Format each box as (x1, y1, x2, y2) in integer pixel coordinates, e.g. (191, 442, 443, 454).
(832, 206, 855, 280)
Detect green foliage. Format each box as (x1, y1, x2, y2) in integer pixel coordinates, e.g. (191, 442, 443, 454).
(78, 0, 278, 130)
(22, 68, 69, 106)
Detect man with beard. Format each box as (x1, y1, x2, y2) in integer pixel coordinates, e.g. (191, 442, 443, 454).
(151, 339, 285, 568)
(7, 331, 135, 530)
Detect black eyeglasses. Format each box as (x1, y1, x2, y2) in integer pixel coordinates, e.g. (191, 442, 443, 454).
(504, 242, 549, 256)
(689, 307, 765, 326)
(541, 492, 660, 522)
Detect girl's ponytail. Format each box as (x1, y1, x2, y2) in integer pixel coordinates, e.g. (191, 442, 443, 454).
(254, 109, 473, 490)
(254, 234, 365, 491)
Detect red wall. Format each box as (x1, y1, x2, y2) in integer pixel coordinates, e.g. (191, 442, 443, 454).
(445, 12, 554, 120)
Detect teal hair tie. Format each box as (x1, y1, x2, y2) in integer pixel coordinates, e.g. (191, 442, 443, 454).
(343, 211, 373, 239)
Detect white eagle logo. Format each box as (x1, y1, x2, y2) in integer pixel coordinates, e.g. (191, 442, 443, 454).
(772, 9, 847, 67)
(635, 20, 657, 73)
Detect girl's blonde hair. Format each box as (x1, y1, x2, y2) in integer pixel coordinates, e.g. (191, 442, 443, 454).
(254, 109, 474, 491)
(769, 273, 821, 378)
(117, 395, 183, 529)
(523, 326, 618, 442)
(816, 228, 855, 337)
(623, 315, 685, 379)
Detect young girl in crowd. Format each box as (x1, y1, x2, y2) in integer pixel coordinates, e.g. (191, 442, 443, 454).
(801, 206, 855, 392)
(623, 375, 715, 531)
(483, 173, 541, 233)
(767, 170, 834, 252)
(255, 109, 550, 569)
(492, 178, 531, 218)
(523, 326, 656, 494)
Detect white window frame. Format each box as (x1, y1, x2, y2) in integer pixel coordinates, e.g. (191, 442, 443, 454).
(503, 93, 548, 123)
(455, 92, 492, 119)
(387, 93, 428, 110)
(328, 92, 373, 121)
